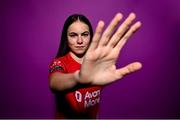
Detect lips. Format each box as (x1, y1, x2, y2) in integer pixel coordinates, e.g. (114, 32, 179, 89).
(75, 46, 85, 49)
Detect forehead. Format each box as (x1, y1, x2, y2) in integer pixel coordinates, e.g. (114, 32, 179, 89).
(68, 21, 89, 33)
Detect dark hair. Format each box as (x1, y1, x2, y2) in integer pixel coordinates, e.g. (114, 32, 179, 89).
(56, 14, 93, 58)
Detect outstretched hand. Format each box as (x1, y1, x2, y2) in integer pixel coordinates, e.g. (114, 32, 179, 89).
(78, 13, 142, 85)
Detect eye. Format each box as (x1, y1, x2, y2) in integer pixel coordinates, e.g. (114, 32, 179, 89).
(69, 34, 76, 37)
(69, 33, 77, 38)
(82, 32, 89, 37)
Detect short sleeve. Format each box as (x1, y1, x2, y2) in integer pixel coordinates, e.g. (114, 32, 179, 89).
(48, 58, 66, 76)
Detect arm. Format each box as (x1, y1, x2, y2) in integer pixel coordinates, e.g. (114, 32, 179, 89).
(49, 72, 79, 92)
(49, 70, 91, 92)
(49, 70, 89, 92)
(49, 12, 142, 92)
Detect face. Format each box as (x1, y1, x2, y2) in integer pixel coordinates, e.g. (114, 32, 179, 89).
(67, 21, 91, 57)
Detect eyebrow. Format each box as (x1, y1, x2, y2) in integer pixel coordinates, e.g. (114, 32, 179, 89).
(82, 31, 89, 34)
(68, 31, 89, 35)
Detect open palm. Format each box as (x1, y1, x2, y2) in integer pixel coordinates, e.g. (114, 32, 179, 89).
(78, 13, 142, 85)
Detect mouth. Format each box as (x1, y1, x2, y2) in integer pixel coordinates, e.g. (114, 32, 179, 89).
(75, 46, 85, 49)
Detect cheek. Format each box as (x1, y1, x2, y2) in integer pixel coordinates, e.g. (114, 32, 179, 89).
(84, 37, 91, 45)
(68, 38, 76, 45)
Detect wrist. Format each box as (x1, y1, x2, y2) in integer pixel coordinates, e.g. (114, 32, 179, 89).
(74, 70, 80, 84)
(74, 70, 92, 85)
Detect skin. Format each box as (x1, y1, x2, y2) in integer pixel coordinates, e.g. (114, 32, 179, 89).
(67, 21, 91, 63)
(49, 12, 142, 92)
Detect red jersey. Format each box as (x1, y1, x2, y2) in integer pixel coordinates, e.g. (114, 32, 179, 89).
(49, 53, 102, 119)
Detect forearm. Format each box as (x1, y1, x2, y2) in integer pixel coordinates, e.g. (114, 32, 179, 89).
(49, 71, 85, 92)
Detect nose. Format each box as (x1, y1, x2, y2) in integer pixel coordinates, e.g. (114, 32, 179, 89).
(77, 35, 83, 44)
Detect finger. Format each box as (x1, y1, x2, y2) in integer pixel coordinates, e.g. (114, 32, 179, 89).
(116, 62, 142, 78)
(98, 13, 123, 46)
(88, 21, 105, 51)
(116, 21, 142, 50)
(108, 13, 136, 47)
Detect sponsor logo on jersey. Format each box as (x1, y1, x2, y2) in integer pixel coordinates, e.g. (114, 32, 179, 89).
(75, 90, 101, 108)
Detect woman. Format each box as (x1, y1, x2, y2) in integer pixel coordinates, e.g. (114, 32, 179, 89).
(49, 13, 142, 119)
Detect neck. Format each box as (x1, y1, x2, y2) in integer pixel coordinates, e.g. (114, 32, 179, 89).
(69, 52, 84, 64)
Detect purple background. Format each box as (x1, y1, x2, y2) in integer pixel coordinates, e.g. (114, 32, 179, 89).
(1, 0, 179, 119)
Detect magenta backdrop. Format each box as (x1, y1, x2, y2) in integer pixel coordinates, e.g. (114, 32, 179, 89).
(1, 0, 179, 119)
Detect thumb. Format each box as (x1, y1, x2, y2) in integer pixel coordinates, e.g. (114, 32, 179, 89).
(116, 62, 142, 78)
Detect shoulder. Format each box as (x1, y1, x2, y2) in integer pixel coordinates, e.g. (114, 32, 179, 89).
(49, 53, 80, 74)
(50, 54, 70, 66)
(49, 54, 69, 74)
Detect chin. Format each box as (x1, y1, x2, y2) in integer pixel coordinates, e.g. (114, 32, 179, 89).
(73, 50, 86, 57)
(76, 51, 86, 55)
